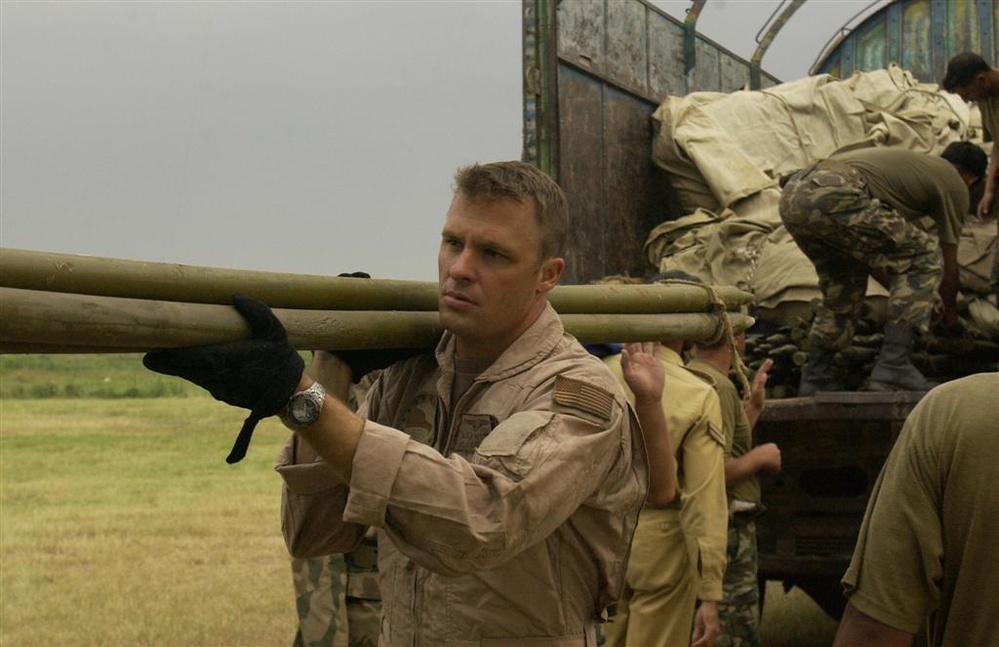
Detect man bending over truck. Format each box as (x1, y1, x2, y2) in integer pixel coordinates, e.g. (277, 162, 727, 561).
(778, 143, 986, 394)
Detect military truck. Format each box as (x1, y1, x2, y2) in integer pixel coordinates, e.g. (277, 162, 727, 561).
(522, 0, 999, 616)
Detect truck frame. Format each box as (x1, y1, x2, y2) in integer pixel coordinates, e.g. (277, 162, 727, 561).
(520, 0, 945, 616)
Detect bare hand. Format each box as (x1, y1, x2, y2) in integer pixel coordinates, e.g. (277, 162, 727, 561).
(692, 601, 721, 647)
(754, 442, 782, 475)
(620, 342, 664, 405)
(748, 358, 773, 412)
(977, 189, 995, 220)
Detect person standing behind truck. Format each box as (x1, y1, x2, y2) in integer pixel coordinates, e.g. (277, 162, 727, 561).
(602, 327, 728, 647)
(778, 144, 986, 394)
(833, 372, 999, 647)
(687, 335, 780, 647)
(942, 52, 999, 299)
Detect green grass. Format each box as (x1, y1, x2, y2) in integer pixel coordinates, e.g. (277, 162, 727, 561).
(0, 354, 204, 399)
(0, 354, 842, 645)
(1, 396, 298, 646)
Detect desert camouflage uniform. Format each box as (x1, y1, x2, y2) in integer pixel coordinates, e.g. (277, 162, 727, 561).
(779, 157, 941, 350)
(291, 532, 381, 647)
(291, 374, 382, 647)
(277, 304, 648, 644)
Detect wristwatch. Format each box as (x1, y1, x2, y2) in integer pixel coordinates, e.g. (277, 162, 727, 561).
(283, 381, 326, 429)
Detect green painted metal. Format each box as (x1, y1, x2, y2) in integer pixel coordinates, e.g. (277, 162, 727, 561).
(683, 0, 708, 78)
(814, 0, 999, 83)
(749, 0, 806, 90)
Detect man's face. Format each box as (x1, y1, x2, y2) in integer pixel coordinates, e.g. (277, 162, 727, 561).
(437, 192, 563, 360)
(952, 73, 988, 102)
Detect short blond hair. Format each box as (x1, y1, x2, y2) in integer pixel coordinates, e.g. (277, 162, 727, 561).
(454, 161, 568, 262)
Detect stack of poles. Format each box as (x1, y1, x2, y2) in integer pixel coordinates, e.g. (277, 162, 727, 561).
(0, 249, 755, 354)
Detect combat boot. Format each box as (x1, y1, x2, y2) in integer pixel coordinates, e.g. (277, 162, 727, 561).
(865, 323, 935, 392)
(798, 345, 845, 396)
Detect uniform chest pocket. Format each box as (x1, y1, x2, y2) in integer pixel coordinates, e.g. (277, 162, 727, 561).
(449, 414, 496, 459)
(472, 410, 554, 478)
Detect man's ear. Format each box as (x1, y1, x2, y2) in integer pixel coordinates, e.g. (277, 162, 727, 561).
(537, 257, 565, 295)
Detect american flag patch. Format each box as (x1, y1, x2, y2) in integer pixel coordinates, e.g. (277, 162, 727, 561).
(554, 375, 614, 422)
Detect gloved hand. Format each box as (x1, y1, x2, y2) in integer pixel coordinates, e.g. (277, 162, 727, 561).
(335, 347, 428, 382)
(333, 272, 428, 381)
(143, 294, 304, 464)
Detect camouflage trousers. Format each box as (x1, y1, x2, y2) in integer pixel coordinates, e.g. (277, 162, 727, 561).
(291, 534, 382, 647)
(779, 164, 941, 350)
(715, 519, 760, 647)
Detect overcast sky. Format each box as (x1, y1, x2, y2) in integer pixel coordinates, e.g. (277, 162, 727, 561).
(2, 0, 875, 281)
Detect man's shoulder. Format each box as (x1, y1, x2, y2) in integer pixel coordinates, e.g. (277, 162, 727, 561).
(684, 359, 720, 388)
(670, 360, 716, 388)
(514, 336, 628, 423)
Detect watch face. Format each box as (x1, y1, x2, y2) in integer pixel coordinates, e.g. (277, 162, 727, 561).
(290, 395, 321, 424)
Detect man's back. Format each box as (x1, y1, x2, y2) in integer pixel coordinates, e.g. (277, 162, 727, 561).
(830, 148, 968, 242)
(840, 372, 999, 646)
(605, 348, 727, 597)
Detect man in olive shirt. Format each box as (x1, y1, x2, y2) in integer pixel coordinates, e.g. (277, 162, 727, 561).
(942, 52, 999, 298)
(834, 373, 999, 647)
(687, 334, 780, 647)
(778, 144, 986, 393)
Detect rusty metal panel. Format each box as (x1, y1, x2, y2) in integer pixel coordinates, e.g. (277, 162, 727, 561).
(605, 0, 650, 98)
(719, 52, 751, 92)
(556, 0, 605, 79)
(555, 67, 665, 284)
(900, 1, 933, 80)
(557, 66, 607, 284)
(690, 38, 721, 91)
(524, 0, 782, 284)
(647, 11, 686, 99)
(855, 21, 888, 72)
(602, 86, 663, 281)
(815, 0, 999, 84)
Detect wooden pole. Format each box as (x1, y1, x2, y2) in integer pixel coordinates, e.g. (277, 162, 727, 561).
(0, 287, 754, 353)
(0, 248, 754, 313)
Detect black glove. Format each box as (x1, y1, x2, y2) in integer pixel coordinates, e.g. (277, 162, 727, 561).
(583, 343, 622, 359)
(335, 347, 429, 382)
(143, 294, 304, 464)
(333, 272, 428, 380)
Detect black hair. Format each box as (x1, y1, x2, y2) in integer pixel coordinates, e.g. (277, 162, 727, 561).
(942, 53, 991, 92)
(941, 141, 988, 182)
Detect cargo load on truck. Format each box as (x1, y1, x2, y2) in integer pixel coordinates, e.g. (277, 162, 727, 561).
(643, 65, 998, 394)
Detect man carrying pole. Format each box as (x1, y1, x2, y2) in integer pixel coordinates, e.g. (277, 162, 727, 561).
(143, 160, 651, 644)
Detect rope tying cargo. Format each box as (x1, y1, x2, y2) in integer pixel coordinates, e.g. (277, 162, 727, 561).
(659, 278, 753, 397)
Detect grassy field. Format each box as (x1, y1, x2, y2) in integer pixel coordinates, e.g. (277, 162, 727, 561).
(1, 355, 840, 645)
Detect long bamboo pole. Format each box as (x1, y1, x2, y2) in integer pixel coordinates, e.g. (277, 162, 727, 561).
(0, 287, 753, 353)
(0, 248, 754, 313)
